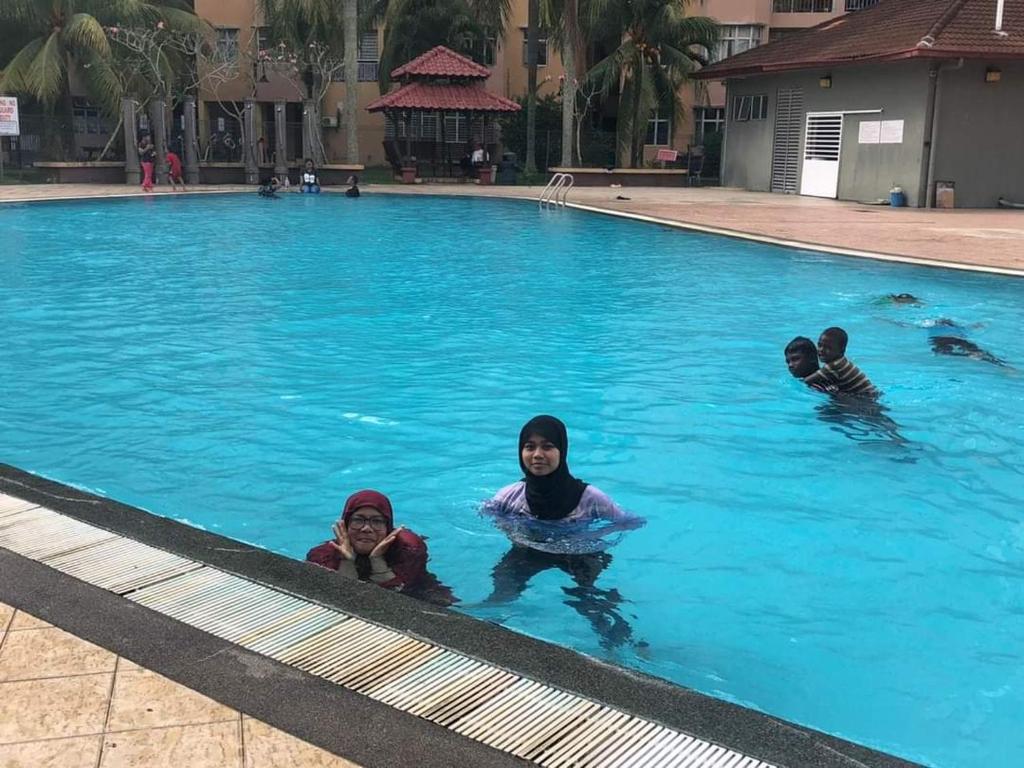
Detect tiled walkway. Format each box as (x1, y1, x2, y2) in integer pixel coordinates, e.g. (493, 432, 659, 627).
(1, 183, 1022, 274)
(0, 601, 359, 768)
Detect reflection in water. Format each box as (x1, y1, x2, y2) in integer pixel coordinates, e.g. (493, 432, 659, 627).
(484, 547, 634, 650)
(815, 396, 911, 452)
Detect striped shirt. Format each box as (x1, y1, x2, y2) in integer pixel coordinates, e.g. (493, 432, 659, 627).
(823, 356, 879, 397)
(802, 368, 838, 393)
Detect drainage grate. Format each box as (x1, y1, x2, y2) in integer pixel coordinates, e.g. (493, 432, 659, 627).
(0, 493, 777, 768)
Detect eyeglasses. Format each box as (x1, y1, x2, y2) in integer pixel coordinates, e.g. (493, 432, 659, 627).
(348, 515, 388, 531)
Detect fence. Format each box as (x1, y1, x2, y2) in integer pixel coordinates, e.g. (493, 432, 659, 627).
(0, 112, 124, 168)
(772, 0, 833, 11)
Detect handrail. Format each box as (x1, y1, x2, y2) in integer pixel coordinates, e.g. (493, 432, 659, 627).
(539, 172, 574, 208)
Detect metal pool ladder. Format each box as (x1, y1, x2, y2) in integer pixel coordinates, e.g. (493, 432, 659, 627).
(539, 172, 574, 208)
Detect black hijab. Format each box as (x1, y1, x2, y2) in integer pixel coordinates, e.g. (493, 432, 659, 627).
(519, 415, 588, 520)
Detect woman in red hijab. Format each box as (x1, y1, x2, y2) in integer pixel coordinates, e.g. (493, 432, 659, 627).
(306, 489, 427, 590)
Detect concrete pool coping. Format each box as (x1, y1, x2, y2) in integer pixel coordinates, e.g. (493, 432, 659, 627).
(1, 183, 1023, 277)
(0, 464, 922, 768)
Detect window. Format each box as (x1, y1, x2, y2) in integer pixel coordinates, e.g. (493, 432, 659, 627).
(646, 111, 670, 145)
(732, 94, 768, 122)
(844, 0, 879, 9)
(480, 36, 497, 68)
(72, 99, 104, 134)
(256, 26, 271, 54)
(713, 25, 762, 63)
(521, 29, 548, 66)
(216, 28, 239, 62)
(772, 0, 832, 11)
(443, 113, 467, 143)
(358, 30, 379, 81)
(694, 107, 725, 143)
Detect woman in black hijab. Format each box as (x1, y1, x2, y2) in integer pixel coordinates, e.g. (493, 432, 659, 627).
(517, 415, 589, 519)
(482, 415, 637, 650)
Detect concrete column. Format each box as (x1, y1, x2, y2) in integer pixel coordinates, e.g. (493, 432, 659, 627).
(183, 96, 200, 185)
(274, 100, 288, 179)
(243, 98, 258, 185)
(122, 98, 140, 186)
(149, 99, 169, 179)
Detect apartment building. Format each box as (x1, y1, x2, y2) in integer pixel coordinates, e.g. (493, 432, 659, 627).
(189, 0, 867, 168)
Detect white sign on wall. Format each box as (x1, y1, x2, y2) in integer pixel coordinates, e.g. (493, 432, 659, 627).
(0, 96, 20, 136)
(858, 121, 881, 144)
(880, 120, 904, 144)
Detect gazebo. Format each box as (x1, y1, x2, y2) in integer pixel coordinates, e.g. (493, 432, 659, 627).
(367, 46, 521, 183)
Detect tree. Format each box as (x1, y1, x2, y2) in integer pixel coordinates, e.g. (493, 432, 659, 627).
(0, 0, 200, 158)
(586, 0, 717, 167)
(260, 0, 348, 163)
(370, 0, 510, 91)
(544, 0, 584, 167)
(524, 0, 539, 173)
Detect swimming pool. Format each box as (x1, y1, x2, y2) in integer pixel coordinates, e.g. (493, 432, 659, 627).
(1, 193, 1022, 767)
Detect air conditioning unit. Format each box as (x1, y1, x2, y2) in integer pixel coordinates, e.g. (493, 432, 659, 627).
(321, 115, 338, 128)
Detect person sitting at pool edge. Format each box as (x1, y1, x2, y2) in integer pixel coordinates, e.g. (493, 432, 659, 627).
(300, 158, 321, 194)
(810, 326, 879, 397)
(306, 489, 427, 592)
(345, 174, 360, 198)
(785, 337, 836, 393)
(258, 177, 280, 198)
(489, 415, 625, 522)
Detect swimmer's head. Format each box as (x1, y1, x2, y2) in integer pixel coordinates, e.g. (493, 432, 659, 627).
(519, 415, 568, 478)
(889, 293, 921, 305)
(785, 337, 820, 378)
(347, 174, 359, 186)
(818, 327, 848, 364)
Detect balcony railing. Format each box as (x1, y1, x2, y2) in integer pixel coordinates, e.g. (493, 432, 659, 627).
(773, 0, 833, 11)
(845, 0, 879, 9)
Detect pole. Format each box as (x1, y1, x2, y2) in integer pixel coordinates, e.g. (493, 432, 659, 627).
(995, 0, 1005, 31)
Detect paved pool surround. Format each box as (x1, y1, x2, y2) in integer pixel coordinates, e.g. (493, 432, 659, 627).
(0, 465, 922, 768)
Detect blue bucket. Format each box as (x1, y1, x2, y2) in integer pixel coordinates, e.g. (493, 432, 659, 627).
(890, 190, 906, 207)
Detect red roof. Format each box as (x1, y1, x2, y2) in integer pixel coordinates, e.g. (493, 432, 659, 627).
(698, 0, 1024, 79)
(366, 82, 521, 113)
(390, 45, 492, 80)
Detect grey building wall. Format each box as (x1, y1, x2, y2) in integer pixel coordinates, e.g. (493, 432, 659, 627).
(932, 60, 1024, 208)
(721, 62, 933, 206)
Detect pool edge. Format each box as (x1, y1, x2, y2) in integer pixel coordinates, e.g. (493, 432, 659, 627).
(0, 463, 926, 768)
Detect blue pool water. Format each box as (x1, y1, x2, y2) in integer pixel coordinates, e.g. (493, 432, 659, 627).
(2, 193, 1023, 766)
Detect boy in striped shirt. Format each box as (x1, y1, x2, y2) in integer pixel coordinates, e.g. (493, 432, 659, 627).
(813, 327, 879, 397)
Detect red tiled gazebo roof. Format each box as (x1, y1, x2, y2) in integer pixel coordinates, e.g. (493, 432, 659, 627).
(697, 0, 1024, 79)
(366, 82, 521, 113)
(391, 45, 492, 80)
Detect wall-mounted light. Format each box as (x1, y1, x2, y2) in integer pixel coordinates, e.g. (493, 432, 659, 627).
(985, 67, 1002, 83)
(819, 75, 833, 89)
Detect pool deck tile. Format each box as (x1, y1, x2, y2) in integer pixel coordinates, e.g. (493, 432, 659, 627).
(0, 626, 117, 682)
(2, 182, 1021, 275)
(0, 600, 362, 768)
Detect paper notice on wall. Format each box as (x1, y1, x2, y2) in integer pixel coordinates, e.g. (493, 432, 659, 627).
(880, 120, 904, 144)
(0, 96, 20, 136)
(858, 121, 881, 144)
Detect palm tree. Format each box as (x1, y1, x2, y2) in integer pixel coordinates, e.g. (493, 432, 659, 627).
(544, 0, 585, 167)
(374, 0, 507, 91)
(523, 0, 540, 173)
(586, 0, 717, 168)
(0, 0, 198, 158)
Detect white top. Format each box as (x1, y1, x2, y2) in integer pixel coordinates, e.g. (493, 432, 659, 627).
(471, 148, 487, 164)
(488, 481, 625, 523)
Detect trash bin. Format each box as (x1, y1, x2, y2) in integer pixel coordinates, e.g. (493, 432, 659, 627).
(889, 185, 906, 207)
(496, 152, 518, 185)
(935, 181, 955, 209)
